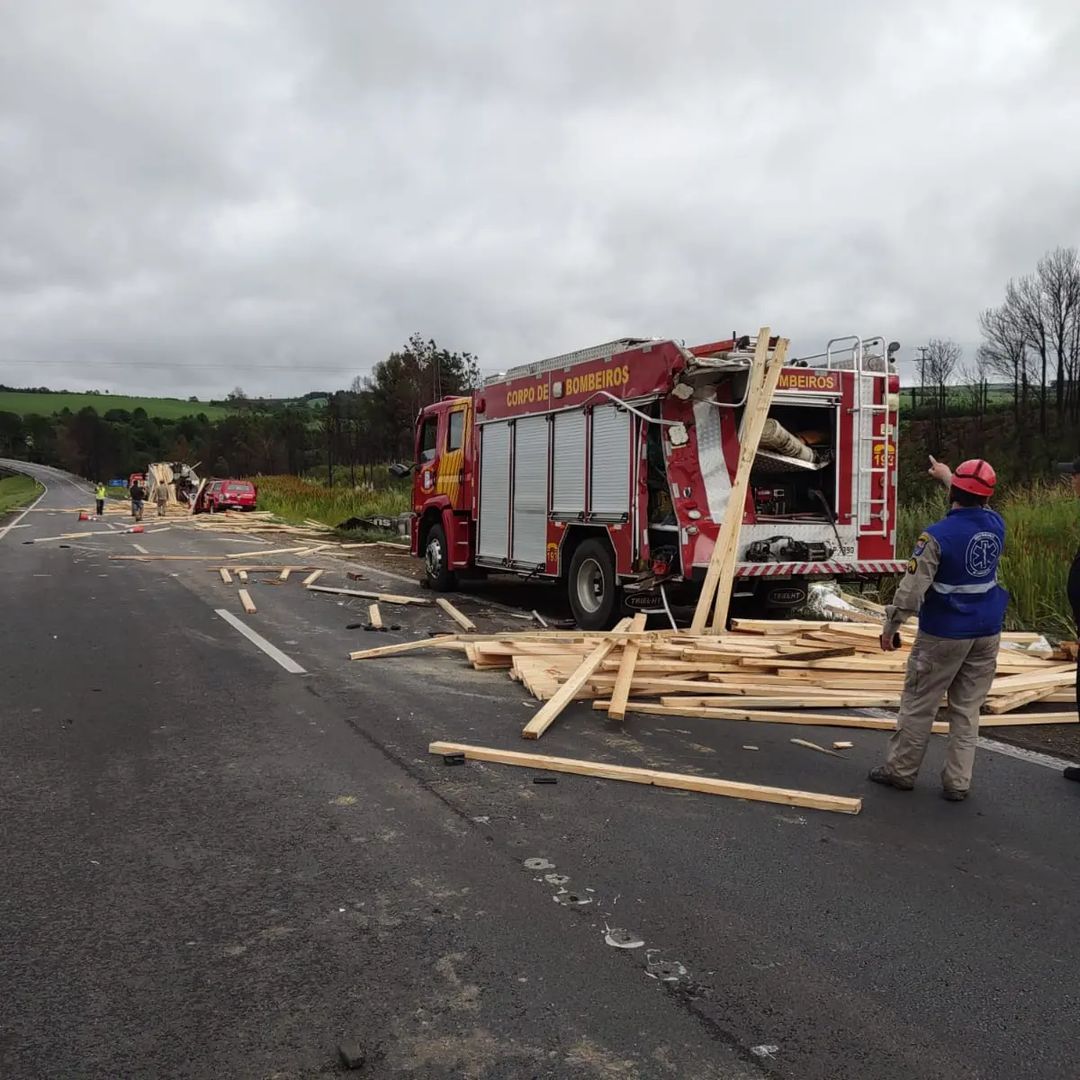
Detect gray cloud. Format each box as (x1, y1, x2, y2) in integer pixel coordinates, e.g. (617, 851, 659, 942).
(1, 0, 1078, 397)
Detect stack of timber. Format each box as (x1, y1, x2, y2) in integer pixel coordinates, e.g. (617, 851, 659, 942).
(349, 618, 1079, 740)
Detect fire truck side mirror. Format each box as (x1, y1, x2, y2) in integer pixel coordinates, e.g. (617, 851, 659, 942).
(388, 462, 414, 479)
(668, 423, 689, 448)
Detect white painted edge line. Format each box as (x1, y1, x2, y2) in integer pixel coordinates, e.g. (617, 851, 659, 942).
(132, 542, 149, 554)
(214, 609, 307, 674)
(977, 736, 1075, 771)
(0, 471, 48, 542)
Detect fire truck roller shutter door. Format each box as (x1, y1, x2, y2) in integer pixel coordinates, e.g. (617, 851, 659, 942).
(590, 405, 631, 516)
(478, 421, 512, 560)
(512, 415, 549, 565)
(693, 398, 731, 522)
(552, 411, 587, 517)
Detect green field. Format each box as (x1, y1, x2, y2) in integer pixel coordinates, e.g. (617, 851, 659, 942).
(0, 473, 44, 515)
(0, 391, 234, 420)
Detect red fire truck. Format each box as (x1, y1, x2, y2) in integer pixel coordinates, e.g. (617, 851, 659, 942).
(406, 331, 905, 628)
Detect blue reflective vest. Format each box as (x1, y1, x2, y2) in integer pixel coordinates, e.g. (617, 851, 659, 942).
(919, 507, 1009, 639)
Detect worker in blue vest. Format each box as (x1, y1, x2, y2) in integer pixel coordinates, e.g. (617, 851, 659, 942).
(870, 457, 1009, 801)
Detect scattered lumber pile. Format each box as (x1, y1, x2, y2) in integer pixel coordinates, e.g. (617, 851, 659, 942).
(368, 617, 1077, 816)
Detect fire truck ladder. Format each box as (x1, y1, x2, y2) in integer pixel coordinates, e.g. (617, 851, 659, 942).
(826, 335, 896, 539)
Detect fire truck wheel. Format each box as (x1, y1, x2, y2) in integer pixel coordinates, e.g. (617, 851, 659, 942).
(424, 522, 457, 591)
(568, 538, 619, 630)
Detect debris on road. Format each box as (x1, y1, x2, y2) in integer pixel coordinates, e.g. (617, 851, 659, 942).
(238, 589, 257, 615)
(832, 741, 854, 750)
(790, 737, 846, 758)
(435, 597, 477, 632)
(428, 741, 864, 815)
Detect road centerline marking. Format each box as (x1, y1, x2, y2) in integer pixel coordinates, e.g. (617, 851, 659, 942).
(214, 609, 307, 674)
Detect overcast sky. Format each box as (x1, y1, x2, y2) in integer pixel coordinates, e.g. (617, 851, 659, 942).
(2, 1, 1078, 399)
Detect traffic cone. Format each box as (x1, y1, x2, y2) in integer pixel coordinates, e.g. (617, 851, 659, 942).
(78, 511, 90, 521)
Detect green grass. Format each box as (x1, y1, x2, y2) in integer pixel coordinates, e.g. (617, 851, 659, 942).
(896, 483, 1079, 638)
(0, 391, 233, 420)
(249, 474, 410, 532)
(0, 473, 44, 515)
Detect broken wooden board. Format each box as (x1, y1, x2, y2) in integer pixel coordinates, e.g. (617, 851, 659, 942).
(237, 570, 248, 583)
(521, 618, 633, 740)
(436, 597, 478, 632)
(349, 636, 457, 660)
(301, 569, 324, 587)
(368, 604, 383, 629)
(238, 589, 257, 614)
(607, 614, 648, 721)
(218, 567, 233, 584)
(428, 741, 862, 815)
(307, 584, 430, 605)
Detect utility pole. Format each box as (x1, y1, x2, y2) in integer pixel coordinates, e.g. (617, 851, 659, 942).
(915, 345, 929, 410)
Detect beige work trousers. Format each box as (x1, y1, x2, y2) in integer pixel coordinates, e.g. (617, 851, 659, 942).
(885, 631, 1000, 792)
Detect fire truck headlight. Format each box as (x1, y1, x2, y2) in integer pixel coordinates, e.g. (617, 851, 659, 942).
(668, 423, 689, 447)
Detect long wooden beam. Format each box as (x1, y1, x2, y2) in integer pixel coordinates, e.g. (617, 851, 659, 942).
(429, 741, 862, 815)
(521, 618, 633, 740)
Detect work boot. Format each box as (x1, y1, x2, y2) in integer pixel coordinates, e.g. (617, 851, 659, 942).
(942, 788, 969, 802)
(1064, 767, 1080, 783)
(868, 766, 914, 791)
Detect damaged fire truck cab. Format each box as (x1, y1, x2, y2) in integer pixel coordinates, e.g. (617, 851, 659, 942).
(409, 332, 904, 629)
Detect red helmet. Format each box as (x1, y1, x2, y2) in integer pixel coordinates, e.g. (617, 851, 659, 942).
(952, 459, 996, 498)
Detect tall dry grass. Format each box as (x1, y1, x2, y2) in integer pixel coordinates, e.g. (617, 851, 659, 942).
(249, 474, 410, 530)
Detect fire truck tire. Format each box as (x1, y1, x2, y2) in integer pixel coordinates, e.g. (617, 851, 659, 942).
(568, 538, 619, 630)
(424, 522, 457, 592)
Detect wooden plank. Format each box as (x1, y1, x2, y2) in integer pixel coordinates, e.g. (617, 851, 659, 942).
(597, 701, 1079, 730)
(658, 694, 903, 709)
(301, 569, 324, 587)
(983, 685, 1060, 714)
(307, 584, 430, 605)
(986, 666, 1076, 693)
(429, 741, 862, 815)
(607, 614, 648, 721)
(712, 336, 790, 633)
(218, 567, 233, 584)
(368, 604, 383, 629)
(238, 570, 248, 583)
(349, 636, 457, 661)
(521, 618, 633, 740)
(691, 330, 788, 635)
(225, 546, 309, 559)
(238, 589, 257, 615)
(436, 597, 478, 632)
(279, 568, 292, 582)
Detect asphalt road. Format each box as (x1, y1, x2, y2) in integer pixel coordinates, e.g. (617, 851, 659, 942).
(2, 461, 1078, 1080)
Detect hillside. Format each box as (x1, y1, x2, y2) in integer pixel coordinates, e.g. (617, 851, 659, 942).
(0, 391, 233, 421)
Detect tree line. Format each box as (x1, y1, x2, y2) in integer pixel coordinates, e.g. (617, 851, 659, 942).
(0, 334, 480, 484)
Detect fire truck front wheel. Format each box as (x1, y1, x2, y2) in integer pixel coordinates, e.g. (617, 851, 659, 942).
(424, 522, 457, 591)
(568, 538, 619, 630)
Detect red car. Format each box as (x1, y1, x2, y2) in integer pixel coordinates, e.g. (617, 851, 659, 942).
(197, 479, 258, 513)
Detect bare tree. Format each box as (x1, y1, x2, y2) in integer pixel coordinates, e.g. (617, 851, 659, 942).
(924, 338, 961, 448)
(978, 304, 1029, 426)
(1034, 247, 1080, 418)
